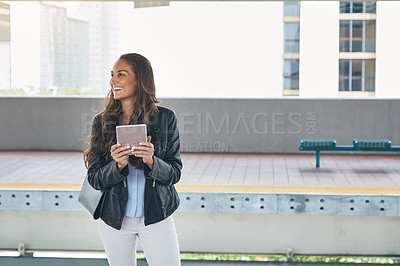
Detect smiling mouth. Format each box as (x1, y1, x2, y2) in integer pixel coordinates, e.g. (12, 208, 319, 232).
(113, 87, 122, 91)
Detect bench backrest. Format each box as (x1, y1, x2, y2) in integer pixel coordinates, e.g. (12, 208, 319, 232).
(300, 139, 336, 150)
(353, 139, 392, 151)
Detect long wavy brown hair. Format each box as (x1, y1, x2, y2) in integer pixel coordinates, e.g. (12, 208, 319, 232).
(84, 53, 160, 169)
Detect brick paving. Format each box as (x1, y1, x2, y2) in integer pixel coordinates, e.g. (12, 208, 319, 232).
(0, 151, 399, 191)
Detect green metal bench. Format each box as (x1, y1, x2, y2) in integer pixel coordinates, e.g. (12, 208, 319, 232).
(299, 139, 400, 167)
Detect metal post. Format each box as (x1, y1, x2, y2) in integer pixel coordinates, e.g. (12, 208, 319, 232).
(316, 150, 320, 168)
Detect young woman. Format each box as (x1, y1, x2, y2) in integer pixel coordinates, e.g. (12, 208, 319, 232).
(84, 53, 182, 266)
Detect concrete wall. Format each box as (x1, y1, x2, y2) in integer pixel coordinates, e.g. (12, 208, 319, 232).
(1, 210, 400, 255)
(376, 1, 400, 98)
(0, 97, 399, 152)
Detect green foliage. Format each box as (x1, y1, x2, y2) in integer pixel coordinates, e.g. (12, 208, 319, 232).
(178, 253, 284, 261)
(139, 253, 400, 264)
(58, 87, 82, 95)
(0, 87, 29, 95)
(0, 86, 101, 96)
(293, 256, 399, 264)
(38, 87, 52, 95)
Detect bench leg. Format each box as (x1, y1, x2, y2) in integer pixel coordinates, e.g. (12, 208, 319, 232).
(316, 150, 320, 168)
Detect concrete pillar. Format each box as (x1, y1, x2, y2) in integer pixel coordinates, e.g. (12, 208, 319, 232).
(375, 1, 400, 98)
(299, 1, 339, 98)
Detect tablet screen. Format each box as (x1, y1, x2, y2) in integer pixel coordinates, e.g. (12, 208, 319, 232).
(116, 124, 147, 147)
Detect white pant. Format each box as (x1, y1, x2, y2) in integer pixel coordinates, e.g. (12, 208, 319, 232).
(98, 216, 181, 266)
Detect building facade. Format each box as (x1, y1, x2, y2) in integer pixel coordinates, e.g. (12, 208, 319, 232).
(296, 1, 400, 98)
(63, 2, 119, 94)
(0, 2, 10, 90)
(120, 1, 399, 99)
(7, 1, 118, 94)
(2, 1, 399, 98)
(40, 3, 90, 90)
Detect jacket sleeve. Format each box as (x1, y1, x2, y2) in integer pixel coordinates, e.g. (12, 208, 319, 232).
(87, 156, 129, 190)
(145, 111, 182, 186)
(86, 115, 129, 190)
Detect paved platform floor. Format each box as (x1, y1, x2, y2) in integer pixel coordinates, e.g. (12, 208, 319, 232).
(0, 151, 399, 194)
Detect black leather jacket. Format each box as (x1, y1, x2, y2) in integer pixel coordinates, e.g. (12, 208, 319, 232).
(87, 106, 182, 230)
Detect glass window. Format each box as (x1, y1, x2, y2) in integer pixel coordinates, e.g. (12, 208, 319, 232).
(283, 2, 300, 94)
(340, 2, 350, 13)
(365, 2, 376, 13)
(365, 59, 375, 92)
(339, 60, 350, 91)
(339, 21, 350, 52)
(284, 22, 300, 53)
(351, 59, 362, 91)
(340, 1, 376, 14)
(352, 2, 363, 13)
(352, 20, 363, 52)
(339, 59, 375, 92)
(365, 20, 376, 52)
(283, 59, 299, 90)
(284, 2, 300, 17)
(0, 2, 10, 42)
(339, 20, 375, 52)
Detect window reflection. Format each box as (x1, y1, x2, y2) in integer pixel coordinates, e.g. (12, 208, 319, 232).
(339, 60, 350, 91)
(339, 20, 375, 53)
(285, 22, 300, 53)
(339, 1, 376, 93)
(339, 21, 350, 52)
(284, 59, 299, 90)
(365, 2, 376, 13)
(284, 2, 300, 16)
(340, 1, 376, 14)
(339, 59, 375, 92)
(365, 59, 375, 92)
(352, 20, 363, 52)
(340, 2, 350, 13)
(365, 20, 376, 52)
(352, 2, 363, 13)
(351, 60, 362, 91)
(283, 2, 300, 93)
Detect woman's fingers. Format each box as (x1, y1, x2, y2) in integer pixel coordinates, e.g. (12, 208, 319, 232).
(133, 140, 154, 165)
(111, 136, 154, 168)
(111, 144, 132, 160)
(111, 143, 118, 152)
(134, 143, 153, 154)
(111, 144, 133, 171)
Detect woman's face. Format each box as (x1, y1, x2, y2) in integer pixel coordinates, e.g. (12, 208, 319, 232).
(110, 59, 138, 101)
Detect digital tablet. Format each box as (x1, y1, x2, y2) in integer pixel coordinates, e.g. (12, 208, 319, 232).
(116, 124, 147, 154)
